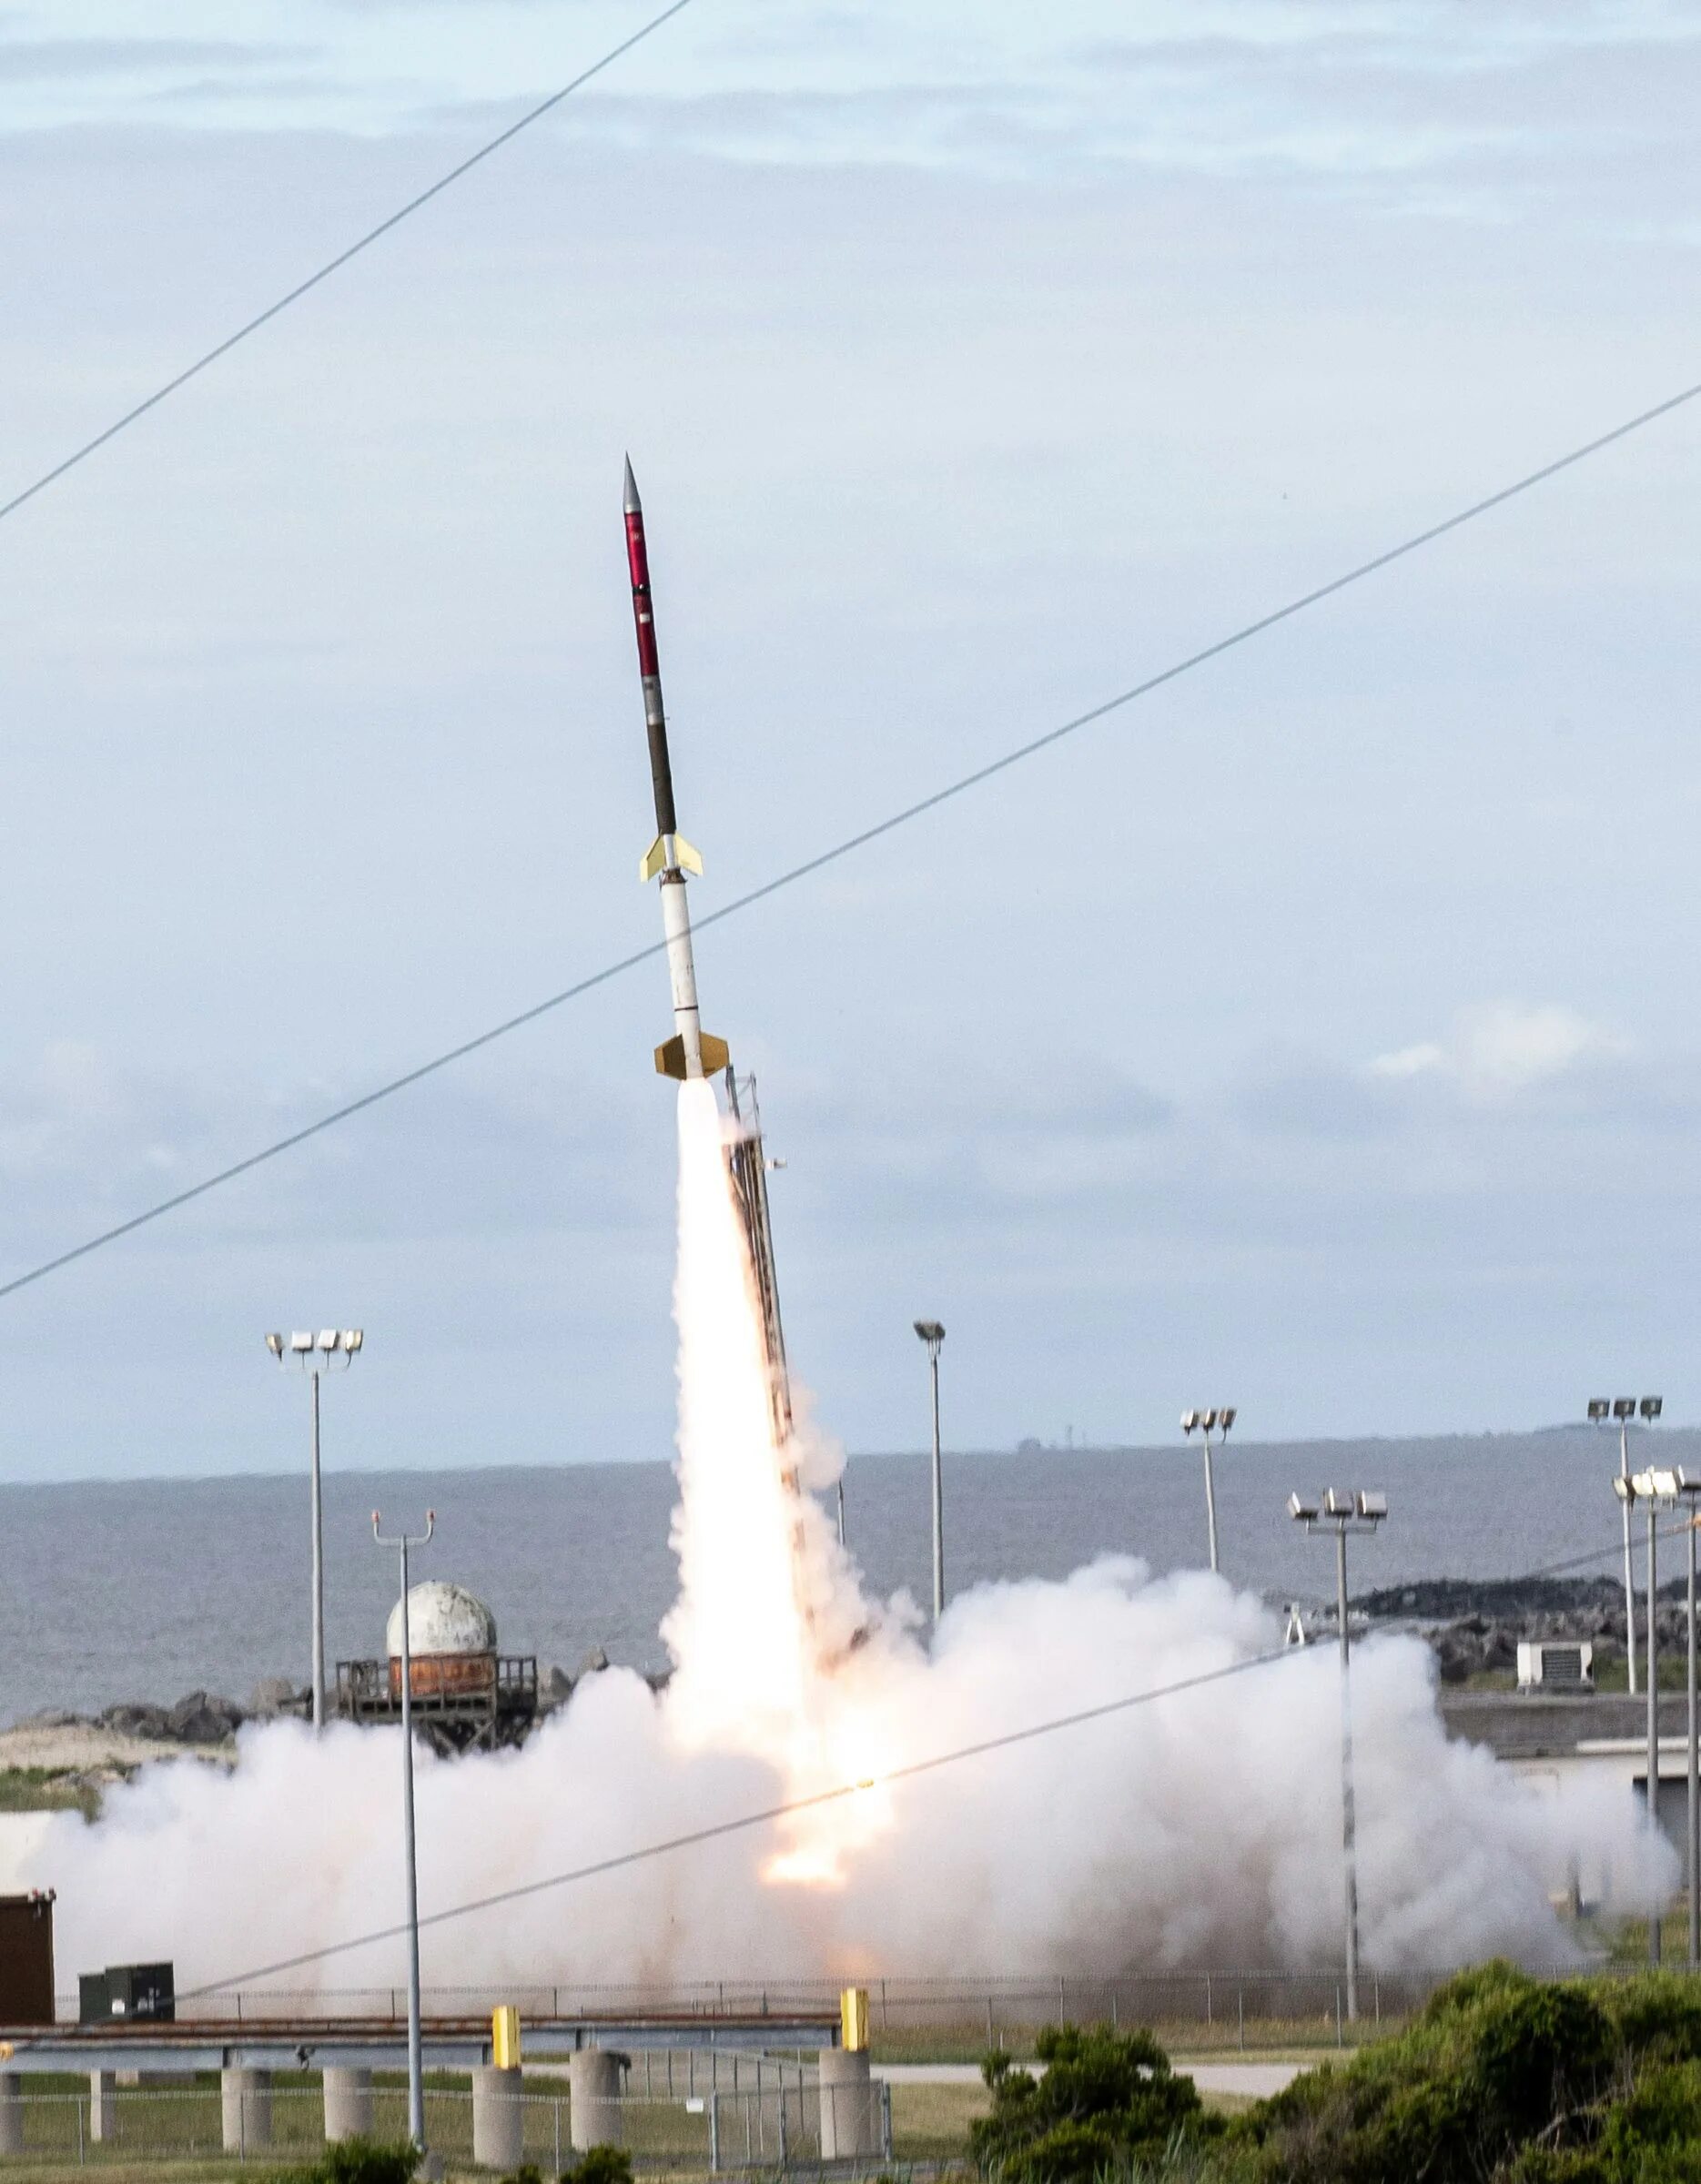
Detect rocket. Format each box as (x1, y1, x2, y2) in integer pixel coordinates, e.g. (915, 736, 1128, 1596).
(625, 456, 729, 1083)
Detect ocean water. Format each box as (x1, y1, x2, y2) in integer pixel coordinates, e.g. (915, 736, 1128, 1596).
(0, 1424, 1682, 1726)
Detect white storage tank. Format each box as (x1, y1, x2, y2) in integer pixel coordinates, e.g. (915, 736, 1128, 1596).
(386, 1581, 498, 1699)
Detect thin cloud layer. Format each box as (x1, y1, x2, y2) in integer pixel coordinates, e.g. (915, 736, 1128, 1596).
(0, 7, 1695, 1469)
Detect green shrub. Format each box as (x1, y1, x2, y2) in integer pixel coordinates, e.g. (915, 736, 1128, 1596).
(571, 2146, 634, 2184)
(970, 2023, 1216, 2183)
(270, 2139, 419, 2184)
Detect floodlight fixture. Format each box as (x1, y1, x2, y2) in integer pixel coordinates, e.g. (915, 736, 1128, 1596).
(289, 1331, 314, 1354)
(1651, 1469, 1683, 1501)
(1200, 1408, 1220, 1431)
(1356, 1491, 1388, 1522)
(914, 1320, 945, 1349)
(1633, 1469, 1661, 1500)
(1615, 1397, 1638, 1421)
(1289, 1492, 1320, 1522)
(1588, 1399, 1610, 1421)
(1220, 1408, 1237, 1431)
(1181, 1410, 1200, 1432)
(1615, 1474, 1636, 1504)
(342, 1330, 363, 1353)
(265, 1332, 284, 1358)
(1643, 1396, 1665, 1421)
(317, 1329, 339, 1352)
(1323, 1487, 1355, 1518)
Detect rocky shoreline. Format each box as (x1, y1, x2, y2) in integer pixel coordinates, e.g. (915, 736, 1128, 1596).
(1352, 1574, 1686, 1684)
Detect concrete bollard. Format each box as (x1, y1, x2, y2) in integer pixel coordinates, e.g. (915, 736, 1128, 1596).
(221, 2068, 272, 2154)
(88, 2072, 116, 2143)
(472, 2064, 525, 2171)
(819, 2048, 882, 2159)
(570, 2048, 623, 2150)
(0, 2071, 21, 2155)
(322, 2066, 375, 2143)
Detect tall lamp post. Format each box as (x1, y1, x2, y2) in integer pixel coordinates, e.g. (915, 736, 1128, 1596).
(374, 1506, 433, 2156)
(1618, 1455, 1672, 1967)
(267, 1329, 363, 1730)
(1647, 1467, 1701, 1969)
(1592, 1396, 1662, 1694)
(914, 1321, 946, 1624)
(1288, 1486, 1388, 2023)
(1181, 1408, 1236, 1574)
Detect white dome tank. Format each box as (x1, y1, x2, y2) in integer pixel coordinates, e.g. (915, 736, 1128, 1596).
(386, 1580, 497, 1660)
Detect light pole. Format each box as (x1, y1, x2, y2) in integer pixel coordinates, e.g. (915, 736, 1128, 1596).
(267, 1329, 363, 1730)
(1288, 1486, 1387, 2023)
(1648, 1467, 1701, 1968)
(1619, 1449, 1672, 1967)
(1593, 1396, 1662, 1694)
(1181, 1408, 1236, 1573)
(914, 1321, 946, 1624)
(374, 1507, 433, 2155)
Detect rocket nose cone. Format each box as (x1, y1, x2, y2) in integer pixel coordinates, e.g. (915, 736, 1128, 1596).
(623, 454, 642, 516)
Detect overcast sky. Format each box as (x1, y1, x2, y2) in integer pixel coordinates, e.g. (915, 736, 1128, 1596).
(0, 1, 1698, 1480)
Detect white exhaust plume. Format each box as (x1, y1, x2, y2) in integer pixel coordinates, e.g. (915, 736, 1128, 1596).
(5, 1082, 1674, 1991)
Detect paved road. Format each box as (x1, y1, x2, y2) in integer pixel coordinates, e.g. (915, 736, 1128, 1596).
(879, 2062, 1303, 2097)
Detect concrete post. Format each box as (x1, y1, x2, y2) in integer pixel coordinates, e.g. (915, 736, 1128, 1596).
(221, 2068, 272, 2154)
(0, 2072, 22, 2155)
(570, 2048, 623, 2150)
(322, 2067, 375, 2143)
(819, 2048, 881, 2159)
(88, 2073, 116, 2143)
(472, 2065, 524, 2172)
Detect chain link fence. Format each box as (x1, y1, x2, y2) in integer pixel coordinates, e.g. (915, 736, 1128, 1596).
(0, 2069, 893, 2169)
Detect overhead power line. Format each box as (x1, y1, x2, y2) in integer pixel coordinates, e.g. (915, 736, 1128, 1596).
(0, 377, 1696, 1306)
(0, 0, 701, 530)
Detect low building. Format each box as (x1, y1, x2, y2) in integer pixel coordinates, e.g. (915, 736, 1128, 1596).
(1442, 1689, 1696, 1857)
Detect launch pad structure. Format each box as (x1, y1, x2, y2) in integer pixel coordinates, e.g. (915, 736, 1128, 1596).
(724, 1070, 794, 1452)
(334, 1653, 539, 1754)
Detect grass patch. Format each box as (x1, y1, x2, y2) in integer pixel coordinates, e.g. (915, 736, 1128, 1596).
(890, 2080, 992, 2157)
(0, 1767, 100, 1818)
(872, 2025, 1038, 2065)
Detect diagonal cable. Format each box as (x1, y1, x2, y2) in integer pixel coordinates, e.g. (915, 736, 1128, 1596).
(1, 375, 1697, 1303)
(0, 0, 701, 528)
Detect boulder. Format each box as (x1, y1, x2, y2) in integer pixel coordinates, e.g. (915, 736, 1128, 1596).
(538, 1665, 572, 1710)
(165, 1692, 244, 1744)
(248, 1677, 299, 1718)
(101, 1703, 172, 1741)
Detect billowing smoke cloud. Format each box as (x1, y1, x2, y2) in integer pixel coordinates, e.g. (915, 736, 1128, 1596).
(8, 1083, 1674, 1992)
